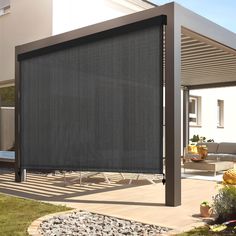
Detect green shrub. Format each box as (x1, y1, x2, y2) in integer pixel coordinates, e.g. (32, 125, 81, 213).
(0, 86, 15, 107)
(212, 185, 236, 223)
(189, 135, 214, 143)
(190, 135, 202, 143)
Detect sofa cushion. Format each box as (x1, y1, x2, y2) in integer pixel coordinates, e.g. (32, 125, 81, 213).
(217, 142, 236, 154)
(198, 142, 219, 153)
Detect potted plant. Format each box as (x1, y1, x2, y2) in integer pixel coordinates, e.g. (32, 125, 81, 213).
(189, 135, 214, 160)
(200, 201, 213, 217)
(189, 135, 214, 144)
(213, 184, 236, 222)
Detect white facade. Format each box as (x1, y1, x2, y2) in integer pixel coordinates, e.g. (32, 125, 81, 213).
(52, 0, 153, 35)
(189, 87, 236, 143)
(0, 0, 53, 85)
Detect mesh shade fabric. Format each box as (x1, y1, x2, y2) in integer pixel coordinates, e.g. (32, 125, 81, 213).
(20, 19, 163, 173)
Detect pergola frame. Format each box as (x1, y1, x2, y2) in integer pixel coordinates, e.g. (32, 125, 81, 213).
(15, 2, 236, 207)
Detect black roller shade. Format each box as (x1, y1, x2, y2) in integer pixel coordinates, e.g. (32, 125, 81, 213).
(19, 17, 164, 173)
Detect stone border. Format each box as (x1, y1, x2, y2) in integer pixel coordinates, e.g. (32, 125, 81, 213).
(28, 209, 75, 236)
(28, 209, 184, 236)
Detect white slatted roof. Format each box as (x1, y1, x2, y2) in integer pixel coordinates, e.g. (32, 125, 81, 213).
(181, 27, 236, 87)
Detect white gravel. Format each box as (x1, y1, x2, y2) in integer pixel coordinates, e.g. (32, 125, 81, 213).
(39, 211, 171, 236)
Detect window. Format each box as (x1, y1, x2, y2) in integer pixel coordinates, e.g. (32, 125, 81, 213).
(189, 96, 201, 126)
(217, 99, 224, 128)
(0, 0, 10, 16)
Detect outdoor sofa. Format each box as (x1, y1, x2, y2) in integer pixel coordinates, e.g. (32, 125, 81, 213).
(187, 142, 236, 162)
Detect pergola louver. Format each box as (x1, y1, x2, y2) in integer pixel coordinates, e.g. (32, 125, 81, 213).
(181, 28, 236, 87)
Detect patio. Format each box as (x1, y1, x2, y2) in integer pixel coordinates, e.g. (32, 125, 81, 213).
(0, 170, 219, 233)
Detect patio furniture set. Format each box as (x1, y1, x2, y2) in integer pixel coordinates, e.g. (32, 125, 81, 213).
(183, 142, 236, 176)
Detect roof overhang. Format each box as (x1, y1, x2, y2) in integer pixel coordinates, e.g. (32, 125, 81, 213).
(106, 0, 156, 12)
(174, 3, 236, 89)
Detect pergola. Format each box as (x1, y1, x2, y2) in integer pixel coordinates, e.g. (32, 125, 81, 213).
(150, 2, 236, 206)
(15, 2, 236, 207)
(132, 2, 236, 206)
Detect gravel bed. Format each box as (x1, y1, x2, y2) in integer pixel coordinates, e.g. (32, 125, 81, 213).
(39, 211, 171, 236)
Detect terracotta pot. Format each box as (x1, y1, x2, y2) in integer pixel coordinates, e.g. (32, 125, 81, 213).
(200, 205, 212, 217)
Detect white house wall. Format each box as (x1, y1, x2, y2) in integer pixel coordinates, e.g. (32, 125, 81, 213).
(0, 0, 53, 83)
(52, 0, 153, 35)
(189, 87, 236, 143)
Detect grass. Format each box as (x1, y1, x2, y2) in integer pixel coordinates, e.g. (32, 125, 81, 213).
(178, 225, 236, 236)
(0, 193, 70, 236)
(177, 226, 213, 235)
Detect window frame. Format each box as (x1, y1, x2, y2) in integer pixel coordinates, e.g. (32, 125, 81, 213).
(189, 95, 201, 127)
(217, 99, 224, 128)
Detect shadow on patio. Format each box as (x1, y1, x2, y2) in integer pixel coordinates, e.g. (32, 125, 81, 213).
(0, 169, 219, 232)
(0, 170, 164, 206)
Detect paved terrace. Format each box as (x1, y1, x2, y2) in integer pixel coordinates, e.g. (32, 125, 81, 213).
(0, 171, 218, 233)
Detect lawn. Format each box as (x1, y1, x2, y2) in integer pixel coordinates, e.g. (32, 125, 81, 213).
(178, 225, 236, 235)
(0, 193, 70, 236)
(177, 226, 214, 236)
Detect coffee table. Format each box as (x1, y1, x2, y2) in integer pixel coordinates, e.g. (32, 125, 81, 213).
(183, 160, 234, 176)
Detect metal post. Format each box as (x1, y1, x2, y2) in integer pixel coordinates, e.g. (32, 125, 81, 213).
(15, 52, 24, 182)
(165, 5, 181, 206)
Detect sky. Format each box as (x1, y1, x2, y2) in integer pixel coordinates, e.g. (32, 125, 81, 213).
(151, 0, 236, 33)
